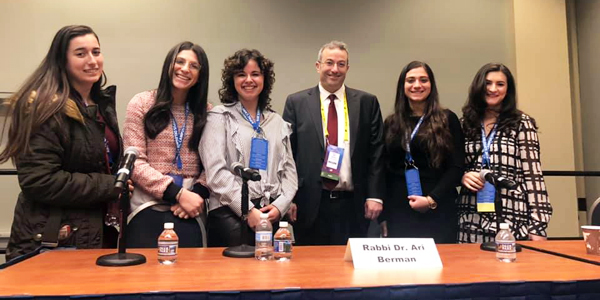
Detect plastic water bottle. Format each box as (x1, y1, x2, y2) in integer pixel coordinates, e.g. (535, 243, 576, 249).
(255, 213, 273, 261)
(158, 222, 178, 265)
(274, 221, 293, 261)
(495, 223, 516, 263)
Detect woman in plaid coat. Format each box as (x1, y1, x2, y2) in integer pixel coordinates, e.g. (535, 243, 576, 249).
(458, 63, 552, 243)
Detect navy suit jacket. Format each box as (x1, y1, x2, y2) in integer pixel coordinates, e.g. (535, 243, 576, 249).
(282, 85, 385, 235)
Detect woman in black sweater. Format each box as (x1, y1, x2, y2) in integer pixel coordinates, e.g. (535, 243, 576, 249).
(381, 61, 464, 243)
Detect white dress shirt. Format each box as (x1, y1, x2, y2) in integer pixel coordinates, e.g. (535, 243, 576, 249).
(319, 83, 353, 191)
(318, 83, 383, 205)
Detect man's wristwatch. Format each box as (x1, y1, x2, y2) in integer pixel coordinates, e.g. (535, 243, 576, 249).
(427, 196, 438, 210)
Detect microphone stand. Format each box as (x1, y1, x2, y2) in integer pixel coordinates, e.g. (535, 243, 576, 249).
(223, 176, 255, 258)
(480, 184, 522, 252)
(96, 186, 146, 266)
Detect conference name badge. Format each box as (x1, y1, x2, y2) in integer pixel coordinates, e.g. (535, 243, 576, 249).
(405, 167, 423, 196)
(477, 181, 496, 212)
(344, 238, 443, 269)
(320, 145, 344, 181)
(168, 173, 184, 187)
(249, 137, 268, 171)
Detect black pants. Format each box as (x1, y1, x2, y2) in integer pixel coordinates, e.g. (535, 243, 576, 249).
(208, 199, 281, 247)
(126, 208, 204, 248)
(207, 206, 255, 247)
(296, 190, 359, 245)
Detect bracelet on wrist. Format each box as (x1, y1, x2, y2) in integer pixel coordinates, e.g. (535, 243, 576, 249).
(427, 196, 438, 210)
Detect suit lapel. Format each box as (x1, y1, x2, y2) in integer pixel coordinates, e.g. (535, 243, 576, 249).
(307, 86, 325, 151)
(346, 87, 360, 158)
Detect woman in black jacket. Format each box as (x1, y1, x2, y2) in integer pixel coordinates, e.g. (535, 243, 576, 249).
(0, 25, 122, 261)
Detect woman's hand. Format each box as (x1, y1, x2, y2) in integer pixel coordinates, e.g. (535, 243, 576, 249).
(171, 204, 191, 219)
(462, 171, 485, 192)
(247, 208, 262, 229)
(177, 189, 204, 218)
(117, 179, 135, 200)
(285, 203, 297, 223)
(407, 195, 430, 213)
(260, 204, 281, 223)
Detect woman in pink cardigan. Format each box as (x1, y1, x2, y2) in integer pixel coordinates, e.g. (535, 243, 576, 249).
(123, 41, 211, 247)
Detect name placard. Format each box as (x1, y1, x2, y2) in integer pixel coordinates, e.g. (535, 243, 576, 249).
(344, 238, 443, 269)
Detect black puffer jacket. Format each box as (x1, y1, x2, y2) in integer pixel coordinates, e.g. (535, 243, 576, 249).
(6, 86, 122, 261)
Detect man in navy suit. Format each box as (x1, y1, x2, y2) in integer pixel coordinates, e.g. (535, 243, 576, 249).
(283, 41, 385, 245)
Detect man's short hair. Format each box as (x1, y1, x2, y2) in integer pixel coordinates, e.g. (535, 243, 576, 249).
(317, 40, 349, 64)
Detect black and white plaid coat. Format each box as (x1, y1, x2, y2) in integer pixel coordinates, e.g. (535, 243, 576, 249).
(457, 114, 552, 242)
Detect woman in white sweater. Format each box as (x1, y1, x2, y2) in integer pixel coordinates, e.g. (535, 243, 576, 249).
(199, 49, 298, 247)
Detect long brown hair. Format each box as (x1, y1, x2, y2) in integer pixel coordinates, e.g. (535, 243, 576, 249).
(384, 61, 452, 168)
(0, 25, 106, 164)
(143, 41, 210, 150)
(461, 63, 533, 140)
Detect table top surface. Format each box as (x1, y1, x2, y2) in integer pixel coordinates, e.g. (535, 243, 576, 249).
(0, 241, 599, 297)
(518, 240, 600, 263)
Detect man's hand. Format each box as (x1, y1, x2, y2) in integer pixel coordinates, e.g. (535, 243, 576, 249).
(364, 200, 382, 220)
(380, 221, 388, 237)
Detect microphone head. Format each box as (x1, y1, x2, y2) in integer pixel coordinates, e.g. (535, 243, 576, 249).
(124, 147, 139, 158)
(479, 169, 491, 181)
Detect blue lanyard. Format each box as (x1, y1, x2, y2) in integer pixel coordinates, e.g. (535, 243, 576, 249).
(171, 103, 189, 170)
(405, 115, 425, 164)
(480, 123, 497, 167)
(240, 105, 262, 134)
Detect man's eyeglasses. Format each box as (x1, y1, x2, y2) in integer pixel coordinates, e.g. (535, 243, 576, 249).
(319, 60, 348, 69)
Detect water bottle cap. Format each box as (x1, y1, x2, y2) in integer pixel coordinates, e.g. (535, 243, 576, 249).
(260, 213, 269, 219)
(279, 221, 288, 227)
(499, 223, 509, 230)
(164, 222, 174, 229)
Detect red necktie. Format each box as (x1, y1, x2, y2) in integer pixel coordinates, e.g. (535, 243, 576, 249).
(323, 94, 339, 190)
(327, 94, 338, 146)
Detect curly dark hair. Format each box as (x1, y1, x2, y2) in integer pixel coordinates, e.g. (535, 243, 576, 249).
(461, 63, 535, 139)
(218, 49, 275, 111)
(384, 61, 452, 168)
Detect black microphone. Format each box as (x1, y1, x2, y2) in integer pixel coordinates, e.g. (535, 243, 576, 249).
(114, 147, 139, 191)
(480, 169, 518, 190)
(231, 162, 261, 182)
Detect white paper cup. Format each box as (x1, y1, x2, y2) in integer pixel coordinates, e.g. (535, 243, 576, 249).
(581, 225, 600, 255)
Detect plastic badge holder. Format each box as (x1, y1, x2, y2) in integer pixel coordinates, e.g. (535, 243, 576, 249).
(405, 168, 423, 196)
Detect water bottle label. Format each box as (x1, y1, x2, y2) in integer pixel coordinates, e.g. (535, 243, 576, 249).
(496, 241, 516, 253)
(256, 231, 272, 242)
(275, 240, 292, 253)
(158, 241, 178, 256)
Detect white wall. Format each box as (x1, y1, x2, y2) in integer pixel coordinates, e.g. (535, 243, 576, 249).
(512, 0, 579, 237)
(1, 0, 580, 238)
(575, 0, 600, 216)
